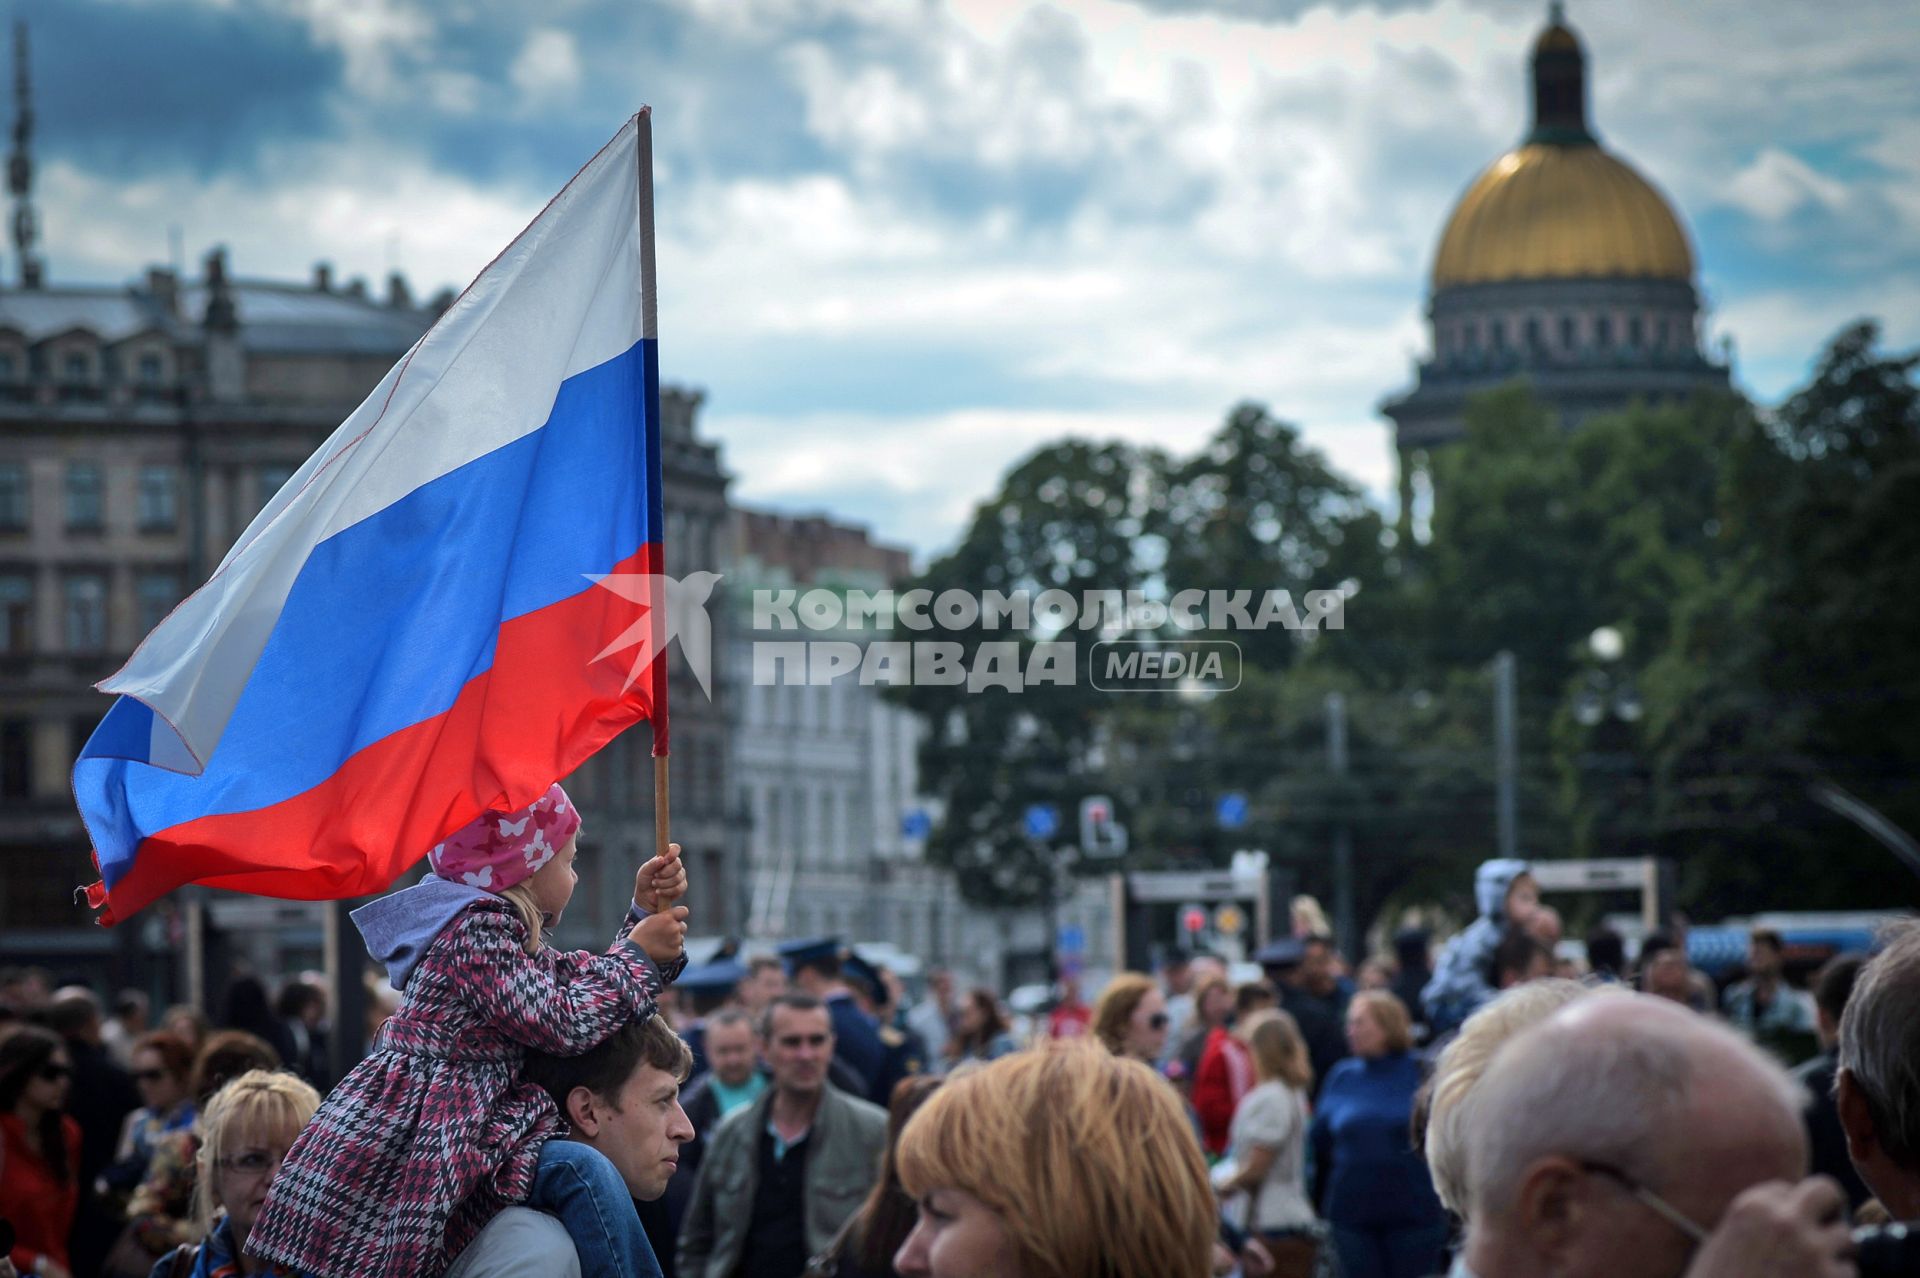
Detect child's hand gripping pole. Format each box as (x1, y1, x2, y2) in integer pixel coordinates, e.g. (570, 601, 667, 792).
(629, 906, 689, 966)
(634, 841, 687, 914)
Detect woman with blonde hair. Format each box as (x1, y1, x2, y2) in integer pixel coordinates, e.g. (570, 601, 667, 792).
(1216, 1010, 1319, 1276)
(892, 1041, 1216, 1278)
(1090, 973, 1168, 1063)
(150, 1069, 322, 1277)
(1418, 977, 1620, 1219)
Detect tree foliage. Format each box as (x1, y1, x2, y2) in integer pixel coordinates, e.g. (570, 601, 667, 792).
(901, 322, 1920, 922)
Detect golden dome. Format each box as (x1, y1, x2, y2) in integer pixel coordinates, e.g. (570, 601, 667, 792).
(1431, 142, 1695, 289)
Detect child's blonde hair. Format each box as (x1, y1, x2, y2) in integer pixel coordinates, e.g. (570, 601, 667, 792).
(501, 882, 545, 955)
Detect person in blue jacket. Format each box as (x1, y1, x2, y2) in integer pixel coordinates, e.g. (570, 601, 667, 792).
(1310, 990, 1446, 1278)
(778, 937, 886, 1096)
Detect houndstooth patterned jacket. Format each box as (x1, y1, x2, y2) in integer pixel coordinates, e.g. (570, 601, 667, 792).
(247, 897, 672, 1278)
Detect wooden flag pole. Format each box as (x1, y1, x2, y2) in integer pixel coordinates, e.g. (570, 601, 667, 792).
(654, 752, 670, 862)
(636, 109, 672, 866)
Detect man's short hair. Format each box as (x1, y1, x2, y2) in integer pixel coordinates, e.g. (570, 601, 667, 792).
(706, 1007, 754, 1035)
(1584, 927, 1626, 977)
(43, 988, 103, 1036)
(1491, 930, 1550, 985)
(273, 980, 325, 1021)
(1839, 923, 1920, 1171)
(747, 956, 783, 978)
(522, 1015, 693, 1115)
(1812, 953, 1867, 1025)
(759, 992, 828, 1039)
(1750, 928, 1785, 956)
(1233, 981, 1276, 1016)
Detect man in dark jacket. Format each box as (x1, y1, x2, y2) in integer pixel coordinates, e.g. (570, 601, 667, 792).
(679, 994, 887, 1278)
(1256, 940, 1346, 1101)
(47, 986, 140, 1278)
(1792, 952, 1869, 1209)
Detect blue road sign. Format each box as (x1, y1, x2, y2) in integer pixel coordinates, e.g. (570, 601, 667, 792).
(1024, 803, 1061, 840)
(1057, 923, 1086, 954)
(901, 808, 932, 839)
(1217, 792, 1249, 829)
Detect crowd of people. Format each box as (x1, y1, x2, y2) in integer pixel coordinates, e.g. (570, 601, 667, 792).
(2, 826, 1915, 1278)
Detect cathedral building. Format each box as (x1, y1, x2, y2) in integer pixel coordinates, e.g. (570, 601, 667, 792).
(1382, 4, 1731, 530)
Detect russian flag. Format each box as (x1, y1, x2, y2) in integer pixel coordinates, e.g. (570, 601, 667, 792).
(73, 112, 670, 926)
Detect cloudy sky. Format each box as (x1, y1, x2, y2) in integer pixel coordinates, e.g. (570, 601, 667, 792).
(26, 0, 1920, 556)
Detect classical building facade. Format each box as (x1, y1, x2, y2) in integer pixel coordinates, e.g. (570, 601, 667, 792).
(1382, 5, 1731, 530)
(0, 251, 738, 981)
(721, 509, 1120, 988)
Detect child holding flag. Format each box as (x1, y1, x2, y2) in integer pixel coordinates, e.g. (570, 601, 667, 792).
(247, 783, 689, 1278)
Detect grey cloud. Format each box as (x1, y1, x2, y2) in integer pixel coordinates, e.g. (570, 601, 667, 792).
(28, 0, 344, 179)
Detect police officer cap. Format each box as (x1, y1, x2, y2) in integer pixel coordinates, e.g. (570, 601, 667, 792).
(678, 957, 747, 997)
(1254, 938, 1307, 968)
(842, 953, 886, 1003)
(776, 936, 845, 972)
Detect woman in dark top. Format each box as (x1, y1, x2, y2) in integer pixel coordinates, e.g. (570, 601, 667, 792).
(810, 1075, 944, 1278)
(1309, 991, 1445, 1278)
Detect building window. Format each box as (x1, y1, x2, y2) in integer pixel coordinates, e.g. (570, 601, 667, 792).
(64, 573, 108, 652)
(136, 571, 180, 636)
(1595, 315, 1613, 348)
(70, 713, 103, 765)
(1559, 315, 1578, 351)
(1490, 318, 1507, 351)
(0, 462, 25, 530)
(63, 352, 90, 383)
(1, 719, 28, 799)
(0, 353, 15, 381)
(0, 573, 30, 654)
(66, 462, 104, 530)
(1657, 318, 1671, 349)
(138, 465, 178, 531)
(138, 352, 164, 385)
(1628, 315, 1645, 348)
(257, 464, 298, 514)
(1525, 316, 1543, 351)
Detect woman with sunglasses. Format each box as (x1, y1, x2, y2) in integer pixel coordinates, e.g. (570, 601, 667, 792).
(0, 1024, 83, 1278)
(150, 1069, 320, 1278)
(103, 1032, 198, 1200)
(1091, 973, 1169, 1063)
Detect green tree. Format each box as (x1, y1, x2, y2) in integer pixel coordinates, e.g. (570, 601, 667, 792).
(1644, 322, 1920, 911)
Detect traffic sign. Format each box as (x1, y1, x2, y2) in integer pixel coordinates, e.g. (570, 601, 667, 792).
(1057, 923, 1086, 954)
(1024, 803, 1061, 840)
(901, 808, 932, 839)
(1216, 792, 1249, 829)
(1214, 904, 1246, 935)
(1179, 901, 1209, 934)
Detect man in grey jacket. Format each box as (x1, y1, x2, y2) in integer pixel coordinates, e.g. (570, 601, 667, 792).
(679, 993, 888, 1278)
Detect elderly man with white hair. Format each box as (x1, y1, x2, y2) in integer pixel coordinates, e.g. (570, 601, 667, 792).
(1837, 921, 1920, 1225)
(1453, 992, 1855, 1278)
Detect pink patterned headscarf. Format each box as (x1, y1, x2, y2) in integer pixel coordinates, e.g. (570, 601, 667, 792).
(427, 784, 581, 893)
